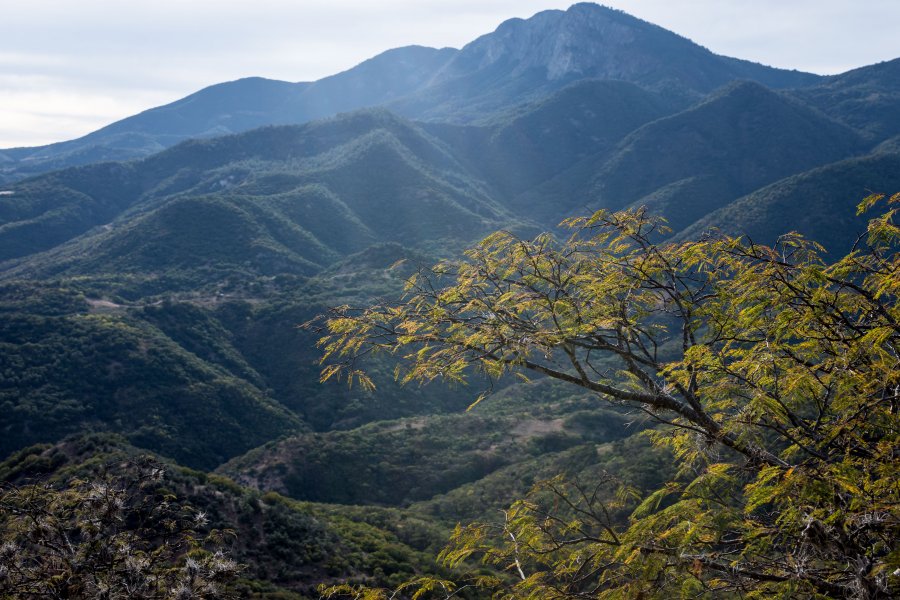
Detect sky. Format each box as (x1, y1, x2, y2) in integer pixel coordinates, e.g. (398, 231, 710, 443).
(2, 0, 899, 148)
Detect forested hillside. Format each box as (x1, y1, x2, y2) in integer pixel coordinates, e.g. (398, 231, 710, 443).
(2, 2, 898, 597)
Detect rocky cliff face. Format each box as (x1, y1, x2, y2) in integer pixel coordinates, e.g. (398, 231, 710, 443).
(433, 3, 818, 92)
(450, 5, 644, 81)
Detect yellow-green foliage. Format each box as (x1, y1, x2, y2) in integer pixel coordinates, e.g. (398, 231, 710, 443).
(317, 196, 900, 599)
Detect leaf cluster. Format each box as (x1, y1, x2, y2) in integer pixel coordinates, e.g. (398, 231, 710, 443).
(316, 197, 900, 598)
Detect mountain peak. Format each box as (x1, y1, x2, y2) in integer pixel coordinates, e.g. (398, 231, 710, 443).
(0, 2, 824, 182)
(433, 2, 817, 96)
(458, 3, 649, 81)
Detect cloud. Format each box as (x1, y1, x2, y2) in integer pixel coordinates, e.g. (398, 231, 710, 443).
(0, 74, 173, 147)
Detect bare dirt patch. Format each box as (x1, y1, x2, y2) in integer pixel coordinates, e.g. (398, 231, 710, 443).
(510, 418, 565, 440)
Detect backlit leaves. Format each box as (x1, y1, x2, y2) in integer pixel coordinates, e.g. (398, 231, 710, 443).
(313, 201, 900, 598)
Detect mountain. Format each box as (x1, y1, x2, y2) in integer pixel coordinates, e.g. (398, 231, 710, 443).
(0, 46, 456, 184)
(425, 78, 677, 201)
(678, 151, 900, 252)
(6, 76, 869, 286)
(1, 3, 899, 594)
(0, 110, 514, 273)
(0, 62, 893, 468)
(398, 3, 819, 121)
(0, 3, 822, 184)
(791, 58, 900, 144)
(513, 80, 866, 229)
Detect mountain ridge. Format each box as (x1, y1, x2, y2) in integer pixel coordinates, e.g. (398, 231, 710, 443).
(0, 2, 827, 184)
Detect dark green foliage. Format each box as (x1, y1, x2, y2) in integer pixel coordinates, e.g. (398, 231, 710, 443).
(140, 301, 266, 386)
(0, 163, 142, 259)
(0, 282, 302, 469)
(0, 280, 88, 315)
(218, 380, 637, 508)
(681, 151, 900, 252)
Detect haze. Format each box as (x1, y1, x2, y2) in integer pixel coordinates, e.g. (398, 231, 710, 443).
(2, 0, 898, 148)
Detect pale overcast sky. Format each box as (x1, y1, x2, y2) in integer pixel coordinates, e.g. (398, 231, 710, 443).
(2, 0, 898, 148)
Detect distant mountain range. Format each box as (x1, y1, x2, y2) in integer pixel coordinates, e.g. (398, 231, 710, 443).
(1, 0, 898, 497)
(0, 3, 824, 183)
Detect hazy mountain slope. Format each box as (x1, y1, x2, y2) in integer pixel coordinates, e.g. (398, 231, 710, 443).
(521, 80, 866, 229)
(0, 3, 823, 183)
(285, 46, 457, 121)
(397, 3, 820, 121)
(677, 151, 900, 252)
(0, 46, 456, 183)
(791, 58, 900, 144)
(425, 79, 676, 203)
(0, 79, 305, 184)
(0, 110, 512, 280)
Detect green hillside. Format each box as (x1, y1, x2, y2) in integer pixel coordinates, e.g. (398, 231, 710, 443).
(678, 150, 900, 252)
(590, 81, 865, 230)
(217, 379, 637, 507)
(0, 282, 303, 469)
(2, 110, 515, 288)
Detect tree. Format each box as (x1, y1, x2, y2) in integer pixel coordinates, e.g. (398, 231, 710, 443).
(315, 196, 900, 599)
(0, 457, 241, 599)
